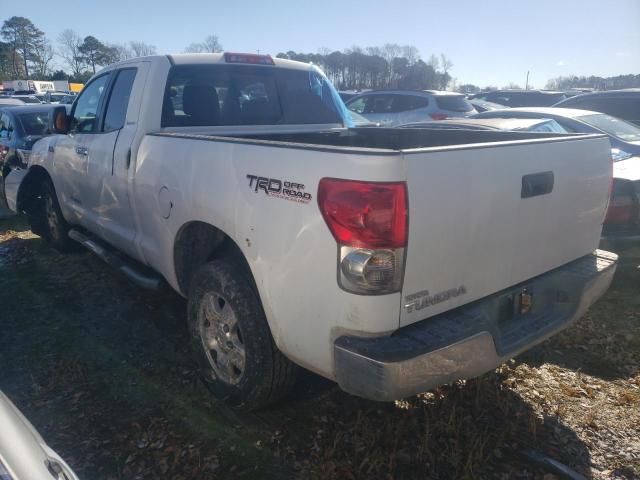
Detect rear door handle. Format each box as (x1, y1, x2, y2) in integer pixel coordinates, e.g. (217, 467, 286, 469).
(75, 146, 88, 156)
(521, 171, 554, 198)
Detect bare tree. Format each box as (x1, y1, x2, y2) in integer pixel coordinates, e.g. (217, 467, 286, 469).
(439, 53, 453, 75)
(129, 41, 156, 57)
(201, 35, 222, 53)
(108, 43, 132, 62)
(402, 45, 420, 65)
(185, 35, 223, 53)
(57, 29, 84, 76)
(32, 37, 54, 78)
(426, 54, 440, 71)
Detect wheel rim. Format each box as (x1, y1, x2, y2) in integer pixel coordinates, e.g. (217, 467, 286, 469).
(198, 292, 246, 385)
(45, 193, 59, 235)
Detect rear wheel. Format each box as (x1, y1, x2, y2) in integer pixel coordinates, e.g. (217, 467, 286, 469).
(188, 259, 298, 410)
(28, 179, 77, 252)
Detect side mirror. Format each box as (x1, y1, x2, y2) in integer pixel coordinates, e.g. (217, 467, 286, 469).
(51, 106, 70, 134)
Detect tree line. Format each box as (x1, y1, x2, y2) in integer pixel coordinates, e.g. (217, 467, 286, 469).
(276, 47, 454, 90)
(545, 74, 640, 91)
(0, 16, 223, 83)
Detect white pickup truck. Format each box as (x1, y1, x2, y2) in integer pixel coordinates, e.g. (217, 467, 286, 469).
(5, 53, 618, 410)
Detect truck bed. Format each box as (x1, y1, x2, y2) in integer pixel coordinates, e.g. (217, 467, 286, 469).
(154, 127, 578, 153)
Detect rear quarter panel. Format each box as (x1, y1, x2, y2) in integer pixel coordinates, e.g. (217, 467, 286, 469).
(134, 135, 405, 377)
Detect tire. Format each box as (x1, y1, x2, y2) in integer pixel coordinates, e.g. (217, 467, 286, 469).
(187, 259, 298, 411)
(28, 178, 77, 252)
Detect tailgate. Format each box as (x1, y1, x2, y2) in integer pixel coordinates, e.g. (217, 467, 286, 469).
(400, 135, 611, 327)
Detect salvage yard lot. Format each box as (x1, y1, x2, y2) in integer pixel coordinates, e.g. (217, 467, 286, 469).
(1, 213, 639, 480)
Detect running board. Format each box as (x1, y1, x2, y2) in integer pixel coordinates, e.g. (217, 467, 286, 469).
(68, 229, 162, 290)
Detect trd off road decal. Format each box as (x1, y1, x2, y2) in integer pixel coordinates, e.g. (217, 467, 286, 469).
(246, 174, 312, 204)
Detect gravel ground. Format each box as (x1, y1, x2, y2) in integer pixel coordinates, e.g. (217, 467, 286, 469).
(0, 213, 638, 479)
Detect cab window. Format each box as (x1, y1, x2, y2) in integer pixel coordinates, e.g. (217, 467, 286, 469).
(72, 73, 111, 133)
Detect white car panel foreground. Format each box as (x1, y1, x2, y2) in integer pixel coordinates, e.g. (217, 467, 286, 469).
(0, 392, 79, 480)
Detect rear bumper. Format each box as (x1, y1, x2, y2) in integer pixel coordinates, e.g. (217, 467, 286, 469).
(334, 250, 617, 401)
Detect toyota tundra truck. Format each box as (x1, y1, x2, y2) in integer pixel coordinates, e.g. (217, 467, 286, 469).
(4, 53, 618, 410)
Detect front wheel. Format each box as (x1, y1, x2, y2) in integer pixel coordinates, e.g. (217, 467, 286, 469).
(187, 259, 298, 410)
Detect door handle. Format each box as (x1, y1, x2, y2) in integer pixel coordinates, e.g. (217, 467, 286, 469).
(521, 171, 554, 198)
(75, 146, 88, 156)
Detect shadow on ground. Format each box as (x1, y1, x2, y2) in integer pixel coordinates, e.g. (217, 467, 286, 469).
(518, 250, 640, 382)
(0, 216, 607, 479)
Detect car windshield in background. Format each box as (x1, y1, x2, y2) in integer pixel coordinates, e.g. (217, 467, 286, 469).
(49, 94, 66, 102)
(17, 96, 41, 104)
(18, 111, 50, 136)
(162, 65, 346, 127)
(578, 113, 640, 142)
(435, 95, 473, 112)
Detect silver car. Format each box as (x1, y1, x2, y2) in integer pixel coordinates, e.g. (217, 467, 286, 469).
(0, 391, 79, 480)
(345, 90, 476, 126)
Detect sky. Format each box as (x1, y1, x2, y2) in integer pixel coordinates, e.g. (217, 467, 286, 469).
(3, 0, 639, 88)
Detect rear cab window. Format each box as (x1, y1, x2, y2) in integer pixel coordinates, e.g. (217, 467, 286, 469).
(435, 95, 474, 112)
(162, 64, 346, 127)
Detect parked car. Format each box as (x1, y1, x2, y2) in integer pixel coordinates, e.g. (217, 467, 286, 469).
(339, 90, 368, 102)
(345, 90, 476, 126)
(6, 53, 617, 411)
(398, 117, 567, 133)
(11, 95, 42, 104)
(0, 391, 79, 480)
(0, 98, 24, 107)
(472, 107, 640, 159)
(470, 89, 568, 107)
(554, 89, 640, 126)
(43, 91, 70, 104)
(469, 98, 508, 113)
(59, 94, 76, 105)
(473, 107, 640, 241)
(0, 105, 55, 203)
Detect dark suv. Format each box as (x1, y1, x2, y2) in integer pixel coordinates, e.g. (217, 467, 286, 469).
(470, 89, 567, 107)
(554, 89, 640, 127)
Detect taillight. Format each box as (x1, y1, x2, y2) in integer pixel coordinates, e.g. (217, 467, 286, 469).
(318, 178, 408, 294)
(604, 179, 637, 225)
(605, 195, 634, 225)
(430, 112, 448, 120)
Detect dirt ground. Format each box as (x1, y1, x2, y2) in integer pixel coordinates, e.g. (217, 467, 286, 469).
(1, 212, 638, 480)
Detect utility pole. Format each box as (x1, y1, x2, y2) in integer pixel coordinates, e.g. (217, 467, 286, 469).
(525, 71, 530, 90)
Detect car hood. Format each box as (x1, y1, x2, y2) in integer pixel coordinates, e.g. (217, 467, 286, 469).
(614, 156, 640, 181)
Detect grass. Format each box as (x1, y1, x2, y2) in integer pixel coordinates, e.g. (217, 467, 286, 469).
(1, 213, 638, 479)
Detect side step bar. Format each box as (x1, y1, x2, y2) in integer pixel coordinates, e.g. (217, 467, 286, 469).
(68, 229, 162, 290)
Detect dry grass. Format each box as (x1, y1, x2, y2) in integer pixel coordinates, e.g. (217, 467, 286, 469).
(1, 213, 639, 479)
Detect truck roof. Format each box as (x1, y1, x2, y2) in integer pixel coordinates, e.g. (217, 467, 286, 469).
(105, 53, 315, 72)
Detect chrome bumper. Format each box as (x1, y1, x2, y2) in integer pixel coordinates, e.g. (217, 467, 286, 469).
(334, 250, 618, 401)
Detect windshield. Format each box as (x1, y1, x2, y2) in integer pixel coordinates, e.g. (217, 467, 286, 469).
(49, 94, 66, 102)
(17, 111, 50, 136)
(578, 113, 640, 142)
(18, 96, 41, 104)
(435, 95, 474, 112)
(162, 64, 347, 127)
